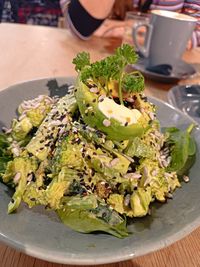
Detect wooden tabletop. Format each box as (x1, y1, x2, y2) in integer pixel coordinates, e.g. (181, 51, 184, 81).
(0, 23, 200, 267)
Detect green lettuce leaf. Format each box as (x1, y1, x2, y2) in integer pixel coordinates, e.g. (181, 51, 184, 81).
(57, 204, 128, 238)
(164, 125, 196, 175)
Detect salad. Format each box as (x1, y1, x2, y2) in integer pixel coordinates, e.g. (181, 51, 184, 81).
(0, 44, 196, 238)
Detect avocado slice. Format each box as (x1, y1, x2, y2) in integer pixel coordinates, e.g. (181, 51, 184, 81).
(11, 117, 33, 141)
(26, 93, 77, 161)
(75, 78, 150, 141)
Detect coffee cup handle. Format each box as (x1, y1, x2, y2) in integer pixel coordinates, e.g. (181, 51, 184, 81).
(132, 23, 153, 58)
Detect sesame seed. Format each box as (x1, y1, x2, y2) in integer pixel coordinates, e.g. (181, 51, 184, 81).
(99, 95, 106, 102)
(105, 183, 109, 188)
(91, 169, 95, 176)
(90, 87, 99, 93)
(14, 172, 21, 184)
(149, 112, 155, 120)
(102, 212, 107, 218)
(124, 194, 131, 206)
(166, 193, 173, 199)
(183, 175, 190, 183)
(103, 119, 111, 127)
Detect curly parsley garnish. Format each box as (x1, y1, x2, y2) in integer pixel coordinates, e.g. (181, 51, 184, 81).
(72, 51, 90, 71)
(73, 44, 144, 104)
(122, 71, 144, 93)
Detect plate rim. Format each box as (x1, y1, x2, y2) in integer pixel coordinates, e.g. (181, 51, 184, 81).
(1, 213, 200, 265)
(167, 84, 200, 125)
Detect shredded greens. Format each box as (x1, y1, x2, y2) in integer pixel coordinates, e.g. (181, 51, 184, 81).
(0, 133, 12, 180)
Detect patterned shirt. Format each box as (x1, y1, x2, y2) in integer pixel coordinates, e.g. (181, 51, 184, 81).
(1, 0, 62, 27)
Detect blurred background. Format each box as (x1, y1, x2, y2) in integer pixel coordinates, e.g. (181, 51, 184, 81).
(0, 0, 62, 27)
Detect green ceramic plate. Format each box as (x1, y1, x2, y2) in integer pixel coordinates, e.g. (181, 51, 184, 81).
(0, 77, 199, 265)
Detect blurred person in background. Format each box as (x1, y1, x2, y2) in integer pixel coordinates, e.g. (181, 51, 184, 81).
(18, 0, 62, 27)
(0, 0, 18, 22)
(0, 0, 62, 26)
(60, 0, 200, 48)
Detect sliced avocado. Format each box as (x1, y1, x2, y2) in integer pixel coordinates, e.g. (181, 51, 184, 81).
(75, 78, 150, 141)
(26, 94, 77, 161)
(12, 117, 33, 141)
(7, 157, 38, 213)
(46, 179, 70, 209)
(138, 159, 180, 202)
(23, 182, 47, 208)
(108, 194, 135, 217)
(130, 187, 152, 217)
(52, 134, 85, 174)
(89, 148, 130, 179)
(26, 105, 51, 127)
(124, 136, 154, 158)
(45, 167, 77, 209)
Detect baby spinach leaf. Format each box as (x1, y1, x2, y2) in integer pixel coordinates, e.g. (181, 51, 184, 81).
(57, 204, 128, 238)
(163, 125, 196, 175)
